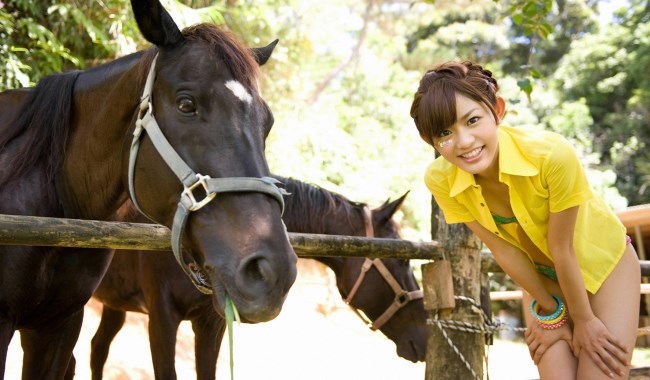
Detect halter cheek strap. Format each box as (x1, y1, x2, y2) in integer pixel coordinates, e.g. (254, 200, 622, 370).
(128, 54, 287, 294)
(344, 206, 424, 331)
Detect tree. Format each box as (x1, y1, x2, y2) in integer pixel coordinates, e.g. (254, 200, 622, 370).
(553, 0, 650, 205)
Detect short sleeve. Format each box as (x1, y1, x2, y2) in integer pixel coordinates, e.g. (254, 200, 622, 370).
(424, 162, 475, 224)
(545, 136, 593, 213)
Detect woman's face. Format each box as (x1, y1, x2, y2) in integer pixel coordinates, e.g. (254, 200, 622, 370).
(432, 93, 503, 177)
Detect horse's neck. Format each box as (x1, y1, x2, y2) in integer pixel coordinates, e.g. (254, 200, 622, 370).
(312, 256, 347, 277)
(283, 203, 353, 275)
(59, 54, 144, 219)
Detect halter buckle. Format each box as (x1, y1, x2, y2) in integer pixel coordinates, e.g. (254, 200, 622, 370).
(182, 173, 217, 211)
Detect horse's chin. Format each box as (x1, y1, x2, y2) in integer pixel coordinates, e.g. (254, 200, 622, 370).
(396, 339, 426, 363)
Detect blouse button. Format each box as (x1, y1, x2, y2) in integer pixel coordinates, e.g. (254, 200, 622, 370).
(480, 203, 485, 207)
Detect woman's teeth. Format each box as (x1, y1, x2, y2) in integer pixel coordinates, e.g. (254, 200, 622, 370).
(461, 147, 482, 158)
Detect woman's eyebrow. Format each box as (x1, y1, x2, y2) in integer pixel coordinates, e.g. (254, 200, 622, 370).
(459, 108, 479, 121)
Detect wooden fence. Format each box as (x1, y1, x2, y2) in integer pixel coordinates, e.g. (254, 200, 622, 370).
(1, 213, 649, 379)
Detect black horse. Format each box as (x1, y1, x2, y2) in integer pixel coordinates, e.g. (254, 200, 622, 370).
(0, 1, 297, 378)
(91, 176, 426, 379)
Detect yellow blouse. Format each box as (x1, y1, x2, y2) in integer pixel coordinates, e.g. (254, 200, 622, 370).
(424, 125, 627, 293)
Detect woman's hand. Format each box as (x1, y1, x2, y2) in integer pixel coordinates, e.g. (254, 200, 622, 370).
(525, 321, 573, 364)
(572, 316, 629, 378)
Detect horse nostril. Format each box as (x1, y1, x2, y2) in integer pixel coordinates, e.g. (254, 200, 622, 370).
(248, 258, 266, 282)
(236, 254, 278, 298)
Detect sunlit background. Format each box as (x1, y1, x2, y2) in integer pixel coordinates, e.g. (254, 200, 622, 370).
(3, 0, 648, 243)
(2, 0, 649, 378)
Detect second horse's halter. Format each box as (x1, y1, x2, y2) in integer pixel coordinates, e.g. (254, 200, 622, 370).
(344, 206, 423, 330)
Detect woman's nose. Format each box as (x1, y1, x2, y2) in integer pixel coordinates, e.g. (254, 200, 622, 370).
(455, 127, 474, 148)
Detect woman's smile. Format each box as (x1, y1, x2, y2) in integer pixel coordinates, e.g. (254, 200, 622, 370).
(459, 146, 484, 161)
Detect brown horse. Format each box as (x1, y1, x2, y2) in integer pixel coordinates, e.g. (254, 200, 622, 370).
(91, 176, 426, 379)
(0, 1, 297, 378)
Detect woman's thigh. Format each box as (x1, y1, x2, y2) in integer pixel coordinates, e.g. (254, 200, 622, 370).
(579, 245, 640, 379)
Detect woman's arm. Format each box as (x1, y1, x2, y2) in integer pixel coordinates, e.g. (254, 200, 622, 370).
(465, 220, 574, 364)
(547, 207, 592, 323)
(464, 221, 556, 310)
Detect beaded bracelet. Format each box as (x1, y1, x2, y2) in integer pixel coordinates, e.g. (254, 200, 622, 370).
(530, 295, 569, 330)
(530, 295, 564, 321)
(538, 314, 568, 330)
(536, 306, 566, 325)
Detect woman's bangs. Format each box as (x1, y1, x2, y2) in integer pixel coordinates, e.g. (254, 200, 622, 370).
(422, 81, 457, 138)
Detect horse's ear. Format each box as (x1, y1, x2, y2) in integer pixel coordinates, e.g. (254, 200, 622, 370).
(252, 39, 279, 66)
(372, 190, 410, 222)
(131, 0, 183, 47)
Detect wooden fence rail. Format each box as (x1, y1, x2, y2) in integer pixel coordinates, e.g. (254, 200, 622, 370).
(0, 215, 650, 276)
(0, 214, 444, 259)
(2, 214, 650, 275)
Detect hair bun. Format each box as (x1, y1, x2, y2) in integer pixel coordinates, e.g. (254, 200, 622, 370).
(463, 61, 498, 91)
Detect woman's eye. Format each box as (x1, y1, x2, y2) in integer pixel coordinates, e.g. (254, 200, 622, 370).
(177, 96, 196, 114)
(468, 116, 480, 125)
(438, 130, 452, 137)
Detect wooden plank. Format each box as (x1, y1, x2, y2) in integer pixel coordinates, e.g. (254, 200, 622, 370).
(422, 261, 456, 311)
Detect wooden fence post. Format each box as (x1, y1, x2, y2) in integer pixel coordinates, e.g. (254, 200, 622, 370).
(424, 198, 484, 380)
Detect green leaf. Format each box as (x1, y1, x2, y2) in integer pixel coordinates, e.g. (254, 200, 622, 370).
(523, 2, 538, 17)
(537, 26, 550, 39)
(517, 78, 533, 101)
(541, 22, 553, 34)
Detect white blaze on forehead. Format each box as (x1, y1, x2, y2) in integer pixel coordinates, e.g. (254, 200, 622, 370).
(225, 80, 253, 104)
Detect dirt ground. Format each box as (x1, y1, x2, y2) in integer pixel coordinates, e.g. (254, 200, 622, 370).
(1, 259, 560, 379)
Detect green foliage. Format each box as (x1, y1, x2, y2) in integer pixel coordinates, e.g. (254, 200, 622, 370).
(0, 0, 143, 90)
(552, 0, 650, 205)
(509, 0, 553, 37)
(1, 0, 644, 240)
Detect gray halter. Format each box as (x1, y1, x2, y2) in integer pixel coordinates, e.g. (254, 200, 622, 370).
(128, 54, 287, 294)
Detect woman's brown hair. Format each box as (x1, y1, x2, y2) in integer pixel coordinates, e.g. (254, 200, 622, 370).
(410, 61, 500, 146)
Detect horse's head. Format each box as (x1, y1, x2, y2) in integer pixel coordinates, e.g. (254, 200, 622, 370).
(340, 192, 427, 362)
(126, 0, 297, 323)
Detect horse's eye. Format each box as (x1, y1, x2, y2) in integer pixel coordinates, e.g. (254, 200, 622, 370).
(177, 96, 196, 114)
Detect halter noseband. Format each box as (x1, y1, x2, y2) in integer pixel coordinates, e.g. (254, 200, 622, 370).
(128, 54, 287, 294)
(344, 206, 424, 331)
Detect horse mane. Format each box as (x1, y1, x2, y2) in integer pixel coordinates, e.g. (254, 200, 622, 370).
(181, 23, 261, 95)
(0, 70, 81, 187)
(274, 175, 366, 232)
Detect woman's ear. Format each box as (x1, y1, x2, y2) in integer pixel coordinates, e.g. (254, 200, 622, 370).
(495, 96, 506, 121)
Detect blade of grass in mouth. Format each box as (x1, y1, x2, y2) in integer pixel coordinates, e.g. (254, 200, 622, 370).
(225, 296, 240, 380)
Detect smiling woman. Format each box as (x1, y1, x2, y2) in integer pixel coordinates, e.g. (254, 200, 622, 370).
(410, 60, 641, 380)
